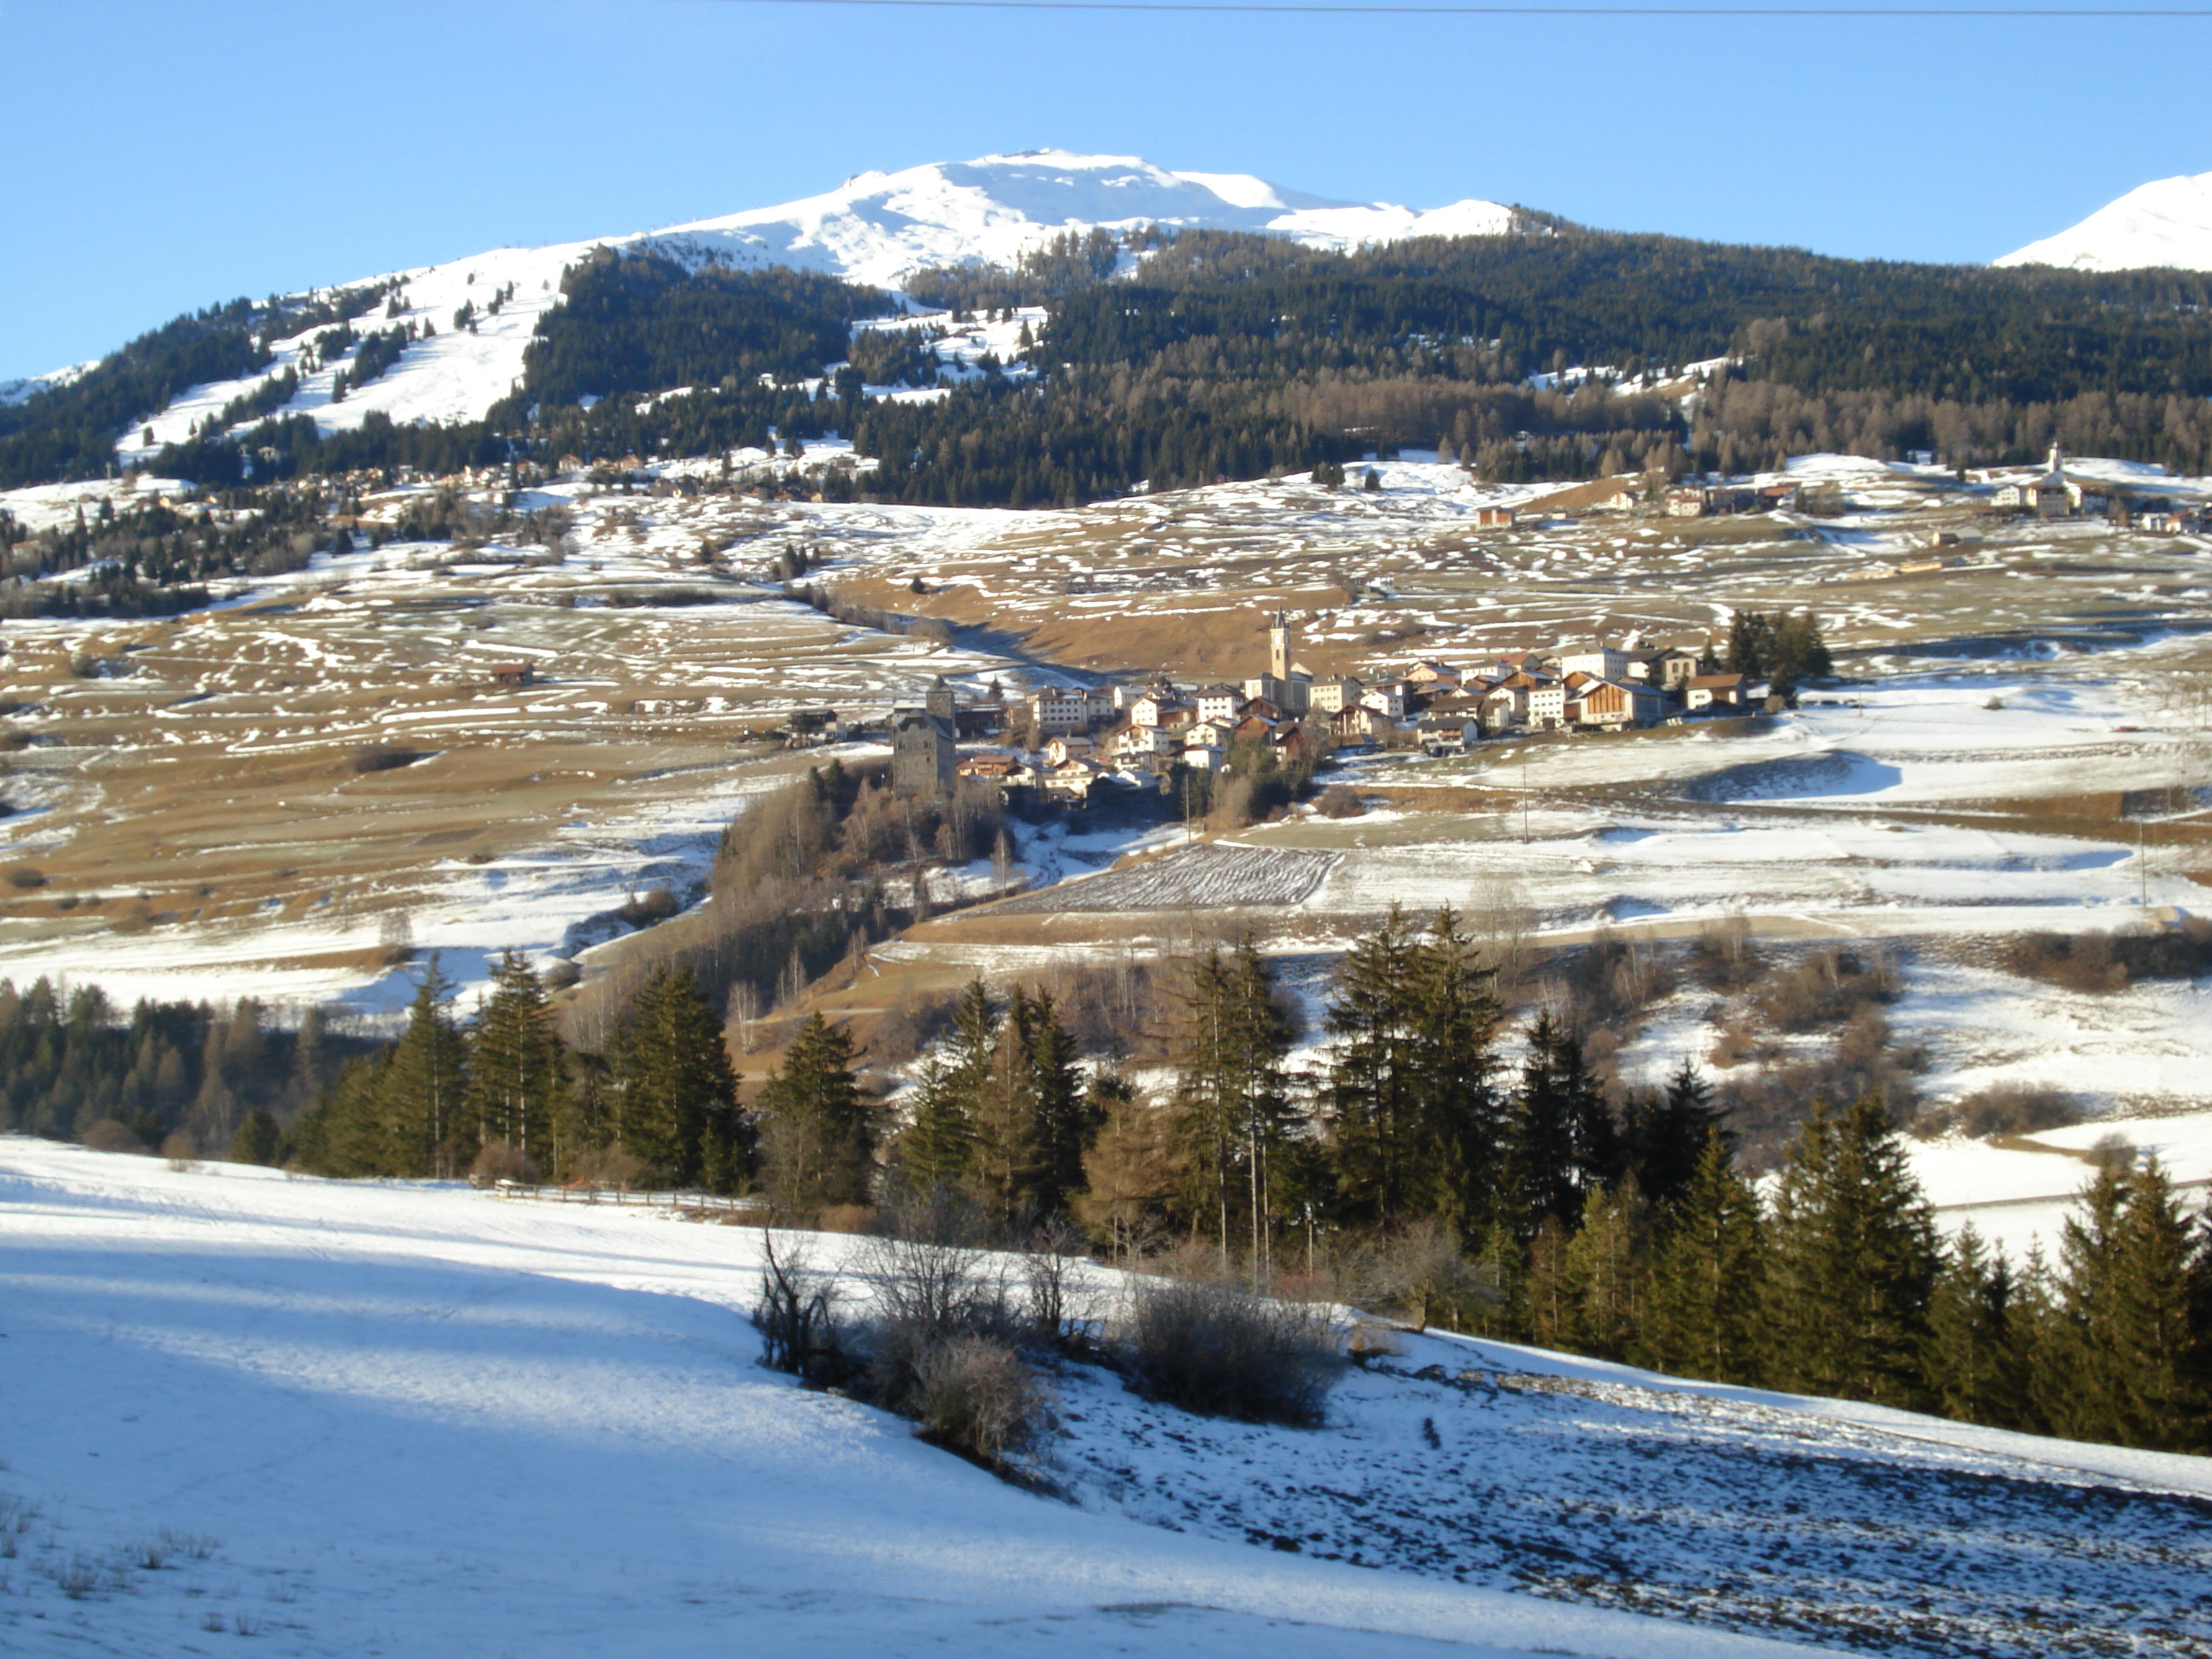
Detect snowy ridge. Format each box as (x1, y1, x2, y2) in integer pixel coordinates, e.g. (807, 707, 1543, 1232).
(78, 150, 1522, 460)
(1995, 168, 2212, 271)
(0, 359, 98, 408)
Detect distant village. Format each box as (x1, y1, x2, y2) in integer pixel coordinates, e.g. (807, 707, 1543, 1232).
(801, 611, 1758, 806)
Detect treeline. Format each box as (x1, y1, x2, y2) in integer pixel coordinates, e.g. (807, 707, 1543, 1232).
(0, 280, 400, 488)
(0, 487, 338, 616)
(824, 906, 2210, 1455)
(1509, 1097, 2212, 1456)
(525, 251, 889, 407)
(0, 978, 369, 1163)
(295, 954, 754, 1189)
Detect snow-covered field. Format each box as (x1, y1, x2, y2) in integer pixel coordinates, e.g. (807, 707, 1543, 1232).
(4, 1138, 2208, 1658)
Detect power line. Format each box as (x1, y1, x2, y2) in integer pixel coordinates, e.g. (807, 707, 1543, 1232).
(706, 0, 2211, 15)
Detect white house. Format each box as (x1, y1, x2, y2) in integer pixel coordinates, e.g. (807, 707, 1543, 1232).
(1685, 672, 1746, 711)
(1557, 644, 1632, 682)
(1361, 683, 1408, 719)
(1028, 685, 1089, 734)
(1309, 675, 1365, 714)
(1192, 683, 1245, 724)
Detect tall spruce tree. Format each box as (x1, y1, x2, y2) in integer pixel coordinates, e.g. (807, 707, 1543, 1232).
(1169, 940, 1295, 1266)
(2042, 1157, 2211, 1451)
(609, 966, 744, 1188)
(1560, 1178, 1650, 1362)
(1923, 1223, 2028, 1430)
(756, 1012, 871, 1210)
(1624, 1058, 1719, 1213)
(464, 951, 562, 1166)
(1506, 1011, 1616, 1236)
(1762, 1095, 1937, 1409)
(1326, 907, 1423, 1227)
(895, 1052, 978, 1195)
(1403, 905, 1505, 1241)
(1635, 1127, 1765, 1383)
(380, 958, 467, 1177)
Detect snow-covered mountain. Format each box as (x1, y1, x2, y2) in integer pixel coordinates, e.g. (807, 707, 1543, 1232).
(655, 150, 1527, 288)
(1995, 168, 2212, 271)
(92, 150, 1529, 460)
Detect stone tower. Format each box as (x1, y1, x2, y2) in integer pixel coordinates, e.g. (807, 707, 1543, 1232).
(925, 675, 956, 722)
(1269, 611, 1294, 680)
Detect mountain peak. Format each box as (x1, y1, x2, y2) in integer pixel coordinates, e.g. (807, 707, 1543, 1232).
(649, 150, 1519, 290)
(1995, 168, 2212, 272)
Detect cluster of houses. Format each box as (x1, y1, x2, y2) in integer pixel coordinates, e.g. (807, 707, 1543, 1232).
(1979, 444, 2208, 532)
(873, 614, 1756, 805)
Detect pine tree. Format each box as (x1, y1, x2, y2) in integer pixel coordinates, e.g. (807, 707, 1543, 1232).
(1506, 1011, 1614, 1236)
(464, 951, 562, 1166)
(896, 1053, 977, 1194)
(1635, 1128, 1764, 1383)
(2037, 1158, 2130, 1443)
(1923, 1223, 2028, 1429)
(1326, 907, 1422, 1226)
(1624, 1058, 1719, 1213)
(756, 1012, 870, 1210)
(1762, 1096, 1937, 1408)
(229, 1107, 282, 1167)
(1561, 1178, 1650, 1361)
(2043, 1157, 2210, 1451)
(379, 959, 467, 1177)
(1170, 940, 1295, 1267)
(1403, 905, 1505, 1240)
(610, 966, 742, 1187)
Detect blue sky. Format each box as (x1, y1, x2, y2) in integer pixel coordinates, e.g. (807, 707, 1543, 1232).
(2, 0, 2206, 379)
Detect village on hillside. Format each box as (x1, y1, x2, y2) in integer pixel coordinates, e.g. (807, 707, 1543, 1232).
(854, 610, 1773, 807)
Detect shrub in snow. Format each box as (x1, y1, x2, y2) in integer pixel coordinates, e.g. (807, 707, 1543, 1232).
(1118, 1275, 1344, 1428)
(1934, 1081, 2082, 1139)
(80, 1117, 145, 1154)
(469, 1141, 541, 1186)
(860, 1192, 1018, 1417)
(912, 1334, 1051, 1465)
(752, 1233, 855, 1388)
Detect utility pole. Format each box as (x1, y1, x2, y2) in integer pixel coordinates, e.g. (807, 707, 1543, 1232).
(1521, 747, 1531, 845)
(2139, 818, 2148, 909)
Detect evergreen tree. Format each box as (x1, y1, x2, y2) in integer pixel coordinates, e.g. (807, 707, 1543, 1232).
(756, 1012, 870, 1210)
(1923, 1223, 2028, 1429)
(1169, 939, 1295, 1268)
(1506, 1011, 1616, 1236)
(1403, 905, 1505, 1240)
(1326, 907, 1423, 1226)
(463, 951, 562, 1166)
(1762, 1096, 1937, 1408)
(895, 1052, 978, 1194)
(1624, 1058, 1719, 1213)
(379, 959, 467, 1177)
(609, 966, 744, 1187)
(1560, 1177, 1650, 1361)
(229, 1106, 283, 1167)
(1635, 1127, 1765, 1383)
(2042, 1157, 2211, 1451)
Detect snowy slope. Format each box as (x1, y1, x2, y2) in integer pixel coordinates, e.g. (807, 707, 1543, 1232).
(0, 1138, 1826, 1659)
(86, 150, 1523, 461)
(1995, 168, 2212, 271)
(6, 1138, 2210, 1658)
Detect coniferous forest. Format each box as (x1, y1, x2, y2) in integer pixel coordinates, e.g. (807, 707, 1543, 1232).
(9, 223, 2212, 508)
